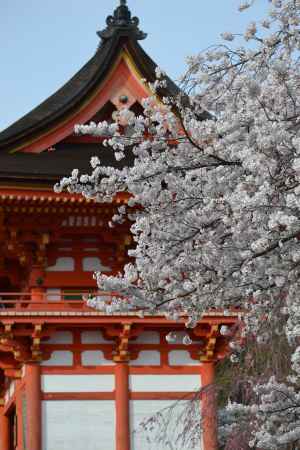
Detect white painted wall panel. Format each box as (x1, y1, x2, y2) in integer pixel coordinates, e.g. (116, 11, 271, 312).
(42, 375, 115, 392)
(46, 257, 75, 271)
(81, 330, 113, 343)
(166, 331, 203, 344)
(130, 400, 202, 450)
(130, 375, 200, 392)
(42, 400, 115, 450)
(168, 350, 200, 366)
(82, 256, 101, 271)
(134, 331, 160, 344)
(81, 351, 114, 366)
(41, 351, 73, 366)
(46, 331, 73, 344)
(130, 351, 160, 366)
(82, 257, 111, 272)
(46, 289, 61, 301)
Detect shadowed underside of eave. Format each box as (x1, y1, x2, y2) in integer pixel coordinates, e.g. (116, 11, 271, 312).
(0, 143, 134, 185)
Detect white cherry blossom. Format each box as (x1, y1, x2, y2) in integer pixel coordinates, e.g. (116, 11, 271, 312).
(56, 1, 300, 448)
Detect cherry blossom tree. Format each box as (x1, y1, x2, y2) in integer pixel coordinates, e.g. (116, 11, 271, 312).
(55, 0, 300, 447)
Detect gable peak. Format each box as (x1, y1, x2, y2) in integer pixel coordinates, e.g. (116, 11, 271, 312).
(97, 1, 147, 42)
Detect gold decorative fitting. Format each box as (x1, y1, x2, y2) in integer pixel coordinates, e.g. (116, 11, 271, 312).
(113, 323, 131, 362)
(200, 324, 219, 362)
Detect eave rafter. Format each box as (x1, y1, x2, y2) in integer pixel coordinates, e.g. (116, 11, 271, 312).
(0, 330, 31, 363)
(0, 323, 50, 392)
(5, 229, 50, 268)
(0, 323, 46, 367)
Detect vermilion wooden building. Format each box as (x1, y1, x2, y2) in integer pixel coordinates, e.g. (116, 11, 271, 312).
(0, 2, 236, 449)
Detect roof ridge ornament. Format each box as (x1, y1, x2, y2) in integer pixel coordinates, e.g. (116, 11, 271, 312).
(97, 0, 147, 42)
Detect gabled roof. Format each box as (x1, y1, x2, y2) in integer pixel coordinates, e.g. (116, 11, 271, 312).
(0, 1, 178, 179)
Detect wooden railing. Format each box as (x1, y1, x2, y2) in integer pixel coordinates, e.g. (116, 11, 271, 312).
(0, 292, 242, 319)
(0, 291, 114, 311)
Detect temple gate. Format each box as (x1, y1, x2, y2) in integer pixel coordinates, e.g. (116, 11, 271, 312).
(0, 2, 236, 449)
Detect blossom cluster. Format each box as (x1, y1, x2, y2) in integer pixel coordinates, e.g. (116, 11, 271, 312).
(55, 0, 300, 447)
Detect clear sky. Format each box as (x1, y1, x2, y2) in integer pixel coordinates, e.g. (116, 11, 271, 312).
(0, 0, 268, 131)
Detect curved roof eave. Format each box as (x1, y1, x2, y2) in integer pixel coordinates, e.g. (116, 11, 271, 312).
(0, 34, 180, 153)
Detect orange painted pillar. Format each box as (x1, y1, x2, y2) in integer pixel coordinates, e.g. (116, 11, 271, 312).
(201, 362, 218, 450)
(15, 380, 23, 450)
(115, 362, 130, 450)
(25, 363, 41, 450)
(0, 405, 9, 450)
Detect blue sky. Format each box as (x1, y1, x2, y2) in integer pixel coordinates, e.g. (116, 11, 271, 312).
(0, 1, 268, 131)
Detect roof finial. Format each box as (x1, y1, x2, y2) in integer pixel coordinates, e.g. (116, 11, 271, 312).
(97, 1, 147, 42)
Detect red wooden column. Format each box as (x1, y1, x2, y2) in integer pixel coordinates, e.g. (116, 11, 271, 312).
(0, 405, 9, 450)
(201, 362, 218, 450)
(115, 362, 130, 450)
(25, 363, 41, 450)
(15, 379, 24, 450)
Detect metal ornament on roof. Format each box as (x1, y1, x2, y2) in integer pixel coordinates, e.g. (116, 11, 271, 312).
(97, 0, 147, 41)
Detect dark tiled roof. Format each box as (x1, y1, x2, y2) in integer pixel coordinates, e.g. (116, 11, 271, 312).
(0, 143, 134, 182)
(0, 37, 133, 150)
(0, 1, 179, 181)
(0, 33, 178, 153)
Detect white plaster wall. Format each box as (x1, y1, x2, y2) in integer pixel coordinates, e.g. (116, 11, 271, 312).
(168, 350, 200, 366)
(167, 331, 203, 344)
(130, 375, 200, 392)
(81, 330, 113, 343)
(81, 351, 114, 366)
(46, 331, 73, 344)
(82, 257, 111, 272)
(46, 288, 61, 301)
(130, 400, 202, 450)
(41, 351, 73, 366)
(134, 331, 160, 344)
(130, 351, 161, 366)
(46, 256, 75, 271)
(42, 375, 115, 393)
(42, 400, 115, 450)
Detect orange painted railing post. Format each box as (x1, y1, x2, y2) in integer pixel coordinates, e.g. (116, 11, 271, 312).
(29, 266, 45, 306)
(25, 363, 41, 450)
(30, 287, 44, 303)
(201, 362, 218, 450)
(115, 362, 130, 450)
(0, 405, 9, 450)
